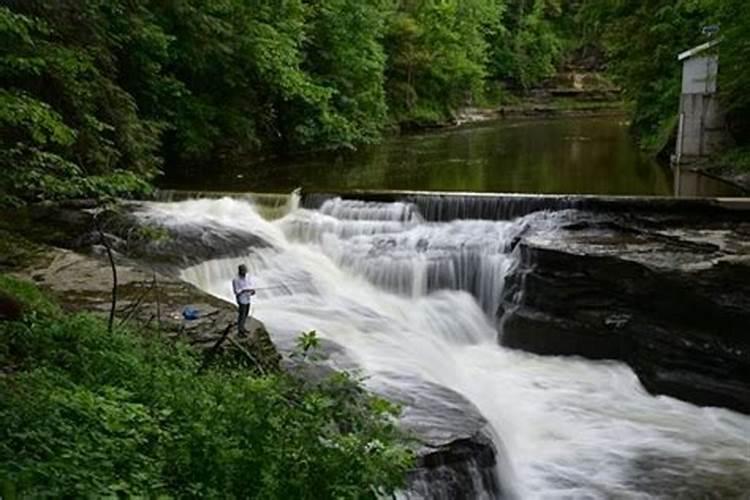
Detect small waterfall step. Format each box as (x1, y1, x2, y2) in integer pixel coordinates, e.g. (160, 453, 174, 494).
(302, 190, 750, 221)
(156, 189, 300, 220)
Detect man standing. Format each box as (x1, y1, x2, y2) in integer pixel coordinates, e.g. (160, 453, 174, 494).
(232, 264, 255, 336)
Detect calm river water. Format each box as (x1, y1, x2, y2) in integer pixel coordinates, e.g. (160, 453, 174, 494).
(163, 115, 741, 197)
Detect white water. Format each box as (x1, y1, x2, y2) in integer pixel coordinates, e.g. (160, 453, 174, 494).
(143, 197, 750, 499)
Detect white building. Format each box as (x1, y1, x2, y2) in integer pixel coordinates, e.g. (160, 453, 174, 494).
(675, 39, 727, 164)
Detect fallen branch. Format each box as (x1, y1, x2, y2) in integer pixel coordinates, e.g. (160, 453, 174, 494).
(153, 270, 161, 334)
(197, 323, 234, 374)
(227, 335, 267, 376)
(116, 280, 156, 328)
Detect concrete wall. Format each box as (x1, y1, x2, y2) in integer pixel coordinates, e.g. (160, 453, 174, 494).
(676, 54, 727, 161)
(677, 93, 726, 157)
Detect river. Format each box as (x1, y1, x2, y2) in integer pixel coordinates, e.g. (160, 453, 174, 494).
(162, 115, 742, 197)
(135, 195, 750, 499)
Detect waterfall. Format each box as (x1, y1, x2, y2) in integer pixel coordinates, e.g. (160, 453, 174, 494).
(301, 192, 583, 221)
(140, 196, 750, 499)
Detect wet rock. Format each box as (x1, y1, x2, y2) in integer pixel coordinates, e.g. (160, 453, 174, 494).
(11, 246, 280, 373)
(276, 336, 508, 499)
(500, 212, 750, 414)
(88, 203, 271, 267)
(376, 375, 508, 499)
(3, 201, 270, 269)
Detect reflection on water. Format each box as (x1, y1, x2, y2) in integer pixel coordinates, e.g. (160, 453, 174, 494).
(165, 115, 695, 196)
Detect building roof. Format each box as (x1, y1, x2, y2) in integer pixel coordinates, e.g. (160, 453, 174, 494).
(678, 39, 721, 61)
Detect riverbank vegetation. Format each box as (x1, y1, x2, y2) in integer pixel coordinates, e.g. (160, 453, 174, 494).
(1, 0, 749, 204)
(0, 0, 582, 205)
(0, 274, 413, 498)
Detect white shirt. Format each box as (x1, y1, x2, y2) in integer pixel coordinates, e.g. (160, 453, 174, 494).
(232, 275, 254, 305)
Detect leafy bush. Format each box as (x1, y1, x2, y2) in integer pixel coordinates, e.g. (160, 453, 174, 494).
(0, 3, 163, 205)
(0, 275, 414, 498)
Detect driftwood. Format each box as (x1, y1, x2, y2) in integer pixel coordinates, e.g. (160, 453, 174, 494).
(153, 270, 161, 333)
(116, 279, 156, 328)
(197, 321, 268, 375)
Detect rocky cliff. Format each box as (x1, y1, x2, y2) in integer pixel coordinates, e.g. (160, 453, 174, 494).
(500, 211, 750, 414)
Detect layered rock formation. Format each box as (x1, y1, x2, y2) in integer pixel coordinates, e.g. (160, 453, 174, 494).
(9, 245, 281, 373)
(500, 211, 750, 414)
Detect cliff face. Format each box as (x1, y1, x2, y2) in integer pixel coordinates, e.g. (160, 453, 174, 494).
(500, 212, 750, 414)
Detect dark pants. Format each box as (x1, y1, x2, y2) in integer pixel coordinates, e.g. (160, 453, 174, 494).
(237, 303, 250, 333)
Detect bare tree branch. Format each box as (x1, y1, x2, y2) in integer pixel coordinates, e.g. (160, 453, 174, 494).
(95, 214, 117, 334)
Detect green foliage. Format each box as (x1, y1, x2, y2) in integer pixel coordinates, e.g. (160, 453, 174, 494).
(295, 330, 321, 359)
(489, 0, 565, 89)
(299, 0, 390, 147)
(0, 2, 164, 204)
(384, 0, 501, 124)
(0, 274, 59, 317)
(711, 0, 750, 144)
(715, 147, 750, 175)
(0, 275, 414, 498)
(7, 0, 700, 202)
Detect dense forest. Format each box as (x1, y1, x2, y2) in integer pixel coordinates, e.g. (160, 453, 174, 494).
(1, 0, 749, 204)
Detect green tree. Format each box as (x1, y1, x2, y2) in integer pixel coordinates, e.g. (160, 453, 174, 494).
(0, 2, 163, 203)
(579, 0, 714, 151)
(488, 0, 565, 89)
(711, 0, 750, 144)
(384, 0, 501, 125)
(298, 0, 389, 147)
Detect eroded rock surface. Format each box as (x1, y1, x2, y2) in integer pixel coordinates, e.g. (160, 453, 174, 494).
(11, 246, 280, 373)
(279, 343, 508, 499)
(500, 212, 750, 413)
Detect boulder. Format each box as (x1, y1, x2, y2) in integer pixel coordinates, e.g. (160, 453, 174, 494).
(376, 374, 509, 499)
(280, 339, 509, 499)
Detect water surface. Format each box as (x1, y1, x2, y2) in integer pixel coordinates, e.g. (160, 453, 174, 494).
(164, 115, 679, 195)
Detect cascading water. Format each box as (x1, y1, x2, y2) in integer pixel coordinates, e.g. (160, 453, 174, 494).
(140, 196, 750, 499)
